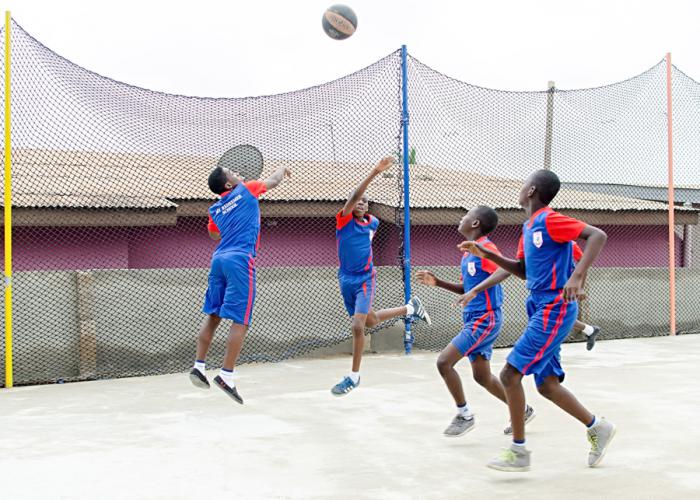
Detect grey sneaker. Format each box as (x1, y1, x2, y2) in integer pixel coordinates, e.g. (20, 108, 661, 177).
(487, 444, 531, 472)
(587, 326, 601, 351)
(587, 418, 616, 467)
(503, 405, 536, 435)
(443, 414, 476, 437)
(410, 296, 431, 326)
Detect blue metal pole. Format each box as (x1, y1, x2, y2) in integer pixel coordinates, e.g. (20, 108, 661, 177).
(400, 45, 413, 354)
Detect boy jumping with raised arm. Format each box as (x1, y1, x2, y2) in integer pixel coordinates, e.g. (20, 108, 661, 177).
(460, 169, 615, 471)
(189, 164, 291, 404)
(332, 157, 431, 396)
(417, 206, 534, 437)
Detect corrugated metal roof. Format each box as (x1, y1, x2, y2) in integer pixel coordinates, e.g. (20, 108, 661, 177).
(1, 150, 693, 213)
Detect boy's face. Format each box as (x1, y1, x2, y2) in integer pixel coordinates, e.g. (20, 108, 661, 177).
(519, 174, 536, 207)
(458, 209, 480, 236)
(223, 168, 244, 188)
(352, 195, 369, 218)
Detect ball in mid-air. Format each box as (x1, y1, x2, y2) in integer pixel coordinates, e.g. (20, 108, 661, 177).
(322, 4, 357, 40)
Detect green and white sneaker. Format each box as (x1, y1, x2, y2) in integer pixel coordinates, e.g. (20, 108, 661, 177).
(587, 417, 616, 467)
(487, 444, 531, 472)
(503, 405, 536, 435)
(443, 414, 475, 437)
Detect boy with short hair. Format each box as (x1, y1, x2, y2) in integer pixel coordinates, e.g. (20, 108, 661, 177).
(461, 169, 615, 471)
(332, 157, 430, 396)
(417, 206, 535, 437)
(189, 164, 291, 404)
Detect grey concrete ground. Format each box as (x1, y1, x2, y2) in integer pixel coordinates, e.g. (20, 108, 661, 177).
(1, 335, 699, 500)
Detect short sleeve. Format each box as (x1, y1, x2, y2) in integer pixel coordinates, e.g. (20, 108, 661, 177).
(244, 180, 267, 199)
(572, 242, 583, 262)
(516, 236, 525, 260)
(481, 241, 501, 274)
(545, 212, 586, 243)
(207, 214, 220, 234)
(370, 215, 380, 231)
(336, 210, 353, 230)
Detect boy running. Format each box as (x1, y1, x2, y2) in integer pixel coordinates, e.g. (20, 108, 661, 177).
(332, 157, 431, 396)
(417, 206, 535, 437)
(460, 169, 615, 471)
(189, 164, 291, 404)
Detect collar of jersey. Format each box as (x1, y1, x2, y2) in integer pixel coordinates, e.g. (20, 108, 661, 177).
(355, 215, 372, 226)
(527, 206, 553, 228)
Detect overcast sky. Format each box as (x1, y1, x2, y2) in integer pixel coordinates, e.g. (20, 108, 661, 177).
(5, 0, 700, 97)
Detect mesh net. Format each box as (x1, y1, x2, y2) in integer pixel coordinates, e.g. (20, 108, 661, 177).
(1, 21, 700, 386)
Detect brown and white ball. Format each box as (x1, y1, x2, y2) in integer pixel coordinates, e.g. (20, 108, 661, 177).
(322, 4, 358, 40)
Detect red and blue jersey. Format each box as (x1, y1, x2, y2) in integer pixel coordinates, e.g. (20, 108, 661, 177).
(336, 210, 379, 276)
(461, 236, 503, 315)
(207, 181, 267, 257)
(517, 207, 587, 291)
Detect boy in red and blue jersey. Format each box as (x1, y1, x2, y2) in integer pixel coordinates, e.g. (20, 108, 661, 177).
(461, 169, 616, 471)
(417, 206, 533, 437)
(189, 164, 291, 404)
(332, 157, 431, 396)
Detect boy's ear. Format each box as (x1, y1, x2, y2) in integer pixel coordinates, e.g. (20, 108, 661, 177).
(528, 185, 537, 198)
(471, 219, 481, 228)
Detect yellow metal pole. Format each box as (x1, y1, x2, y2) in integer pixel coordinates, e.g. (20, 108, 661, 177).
(4, 11, 13, 387)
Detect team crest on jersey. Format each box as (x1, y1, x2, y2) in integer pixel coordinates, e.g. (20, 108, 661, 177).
(467, 261, 477, 276)
(533, 231, 543, 248)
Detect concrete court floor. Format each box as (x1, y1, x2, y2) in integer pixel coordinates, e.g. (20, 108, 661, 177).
(1, 335, 699, 500)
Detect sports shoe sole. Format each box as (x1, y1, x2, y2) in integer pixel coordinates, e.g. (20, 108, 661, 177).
(189, 369, 210, 389)
(589, 425, 617, 467)
(214, 375, 244, 404)
(487, 463, 531, 472)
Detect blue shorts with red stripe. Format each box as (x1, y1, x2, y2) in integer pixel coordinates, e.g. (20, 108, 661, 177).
(339, 270, 376, 317)
(452, 309, 503, 362)
(202, 250, 256, 325)
(507, 290, 578, 386)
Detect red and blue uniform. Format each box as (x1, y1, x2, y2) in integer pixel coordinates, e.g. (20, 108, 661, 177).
(507, 206, 587, 386)
(202, 180, 267, 325)
(336, 210, 379, 316)
(452, 237, 504, 362)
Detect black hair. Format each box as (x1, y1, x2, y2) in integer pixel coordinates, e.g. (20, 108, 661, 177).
(473, 205, 498, 235)
(208, 167, 228, 195)
(531, 169, 561, 205)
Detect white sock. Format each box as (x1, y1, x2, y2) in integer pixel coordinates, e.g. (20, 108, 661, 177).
(405, 303, 415, 316)
(219, 368, 235, 388)
(588, 415, 599, 428)
(457, 404, 473, 418)
(194, 360, 206, 375)
(512, 440, 527, 449)
(582, 324, 595, 336)
(349, 371, 360, 384)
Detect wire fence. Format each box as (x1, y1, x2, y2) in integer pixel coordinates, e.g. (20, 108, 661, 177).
(1, 20, 699, 386)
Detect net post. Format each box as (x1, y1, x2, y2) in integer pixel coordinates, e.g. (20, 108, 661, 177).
(666, 53, 676, 336)
(3, 11, 14, 387)
(544, 80, 555, 169)
(400, 45, 413, 354)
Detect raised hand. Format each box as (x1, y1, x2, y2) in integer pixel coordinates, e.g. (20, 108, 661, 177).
(416, 270, 437, 287)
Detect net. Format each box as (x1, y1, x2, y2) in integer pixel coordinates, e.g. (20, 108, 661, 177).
(1, 20, 699, 386)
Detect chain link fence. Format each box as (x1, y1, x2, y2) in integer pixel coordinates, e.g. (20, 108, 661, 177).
(1, 20, 700, 386)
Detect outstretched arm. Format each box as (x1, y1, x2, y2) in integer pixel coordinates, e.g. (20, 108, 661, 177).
(263, 166, 292, 191)
(458, 241, 526, 279)
(416, 270, 463, 294)
(340, 157, 394, 217)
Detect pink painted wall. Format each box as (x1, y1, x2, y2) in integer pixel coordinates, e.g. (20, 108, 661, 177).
(2, 218, 683, 272)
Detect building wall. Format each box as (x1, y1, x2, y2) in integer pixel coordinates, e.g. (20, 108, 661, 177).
(3, 217, 684, 272)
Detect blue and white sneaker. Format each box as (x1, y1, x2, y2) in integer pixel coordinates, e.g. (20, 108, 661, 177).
(331, 376, 360, 396)
(410, 296, 431, 326)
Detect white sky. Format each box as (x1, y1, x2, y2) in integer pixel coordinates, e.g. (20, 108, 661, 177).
(5, 0, 700, 97)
